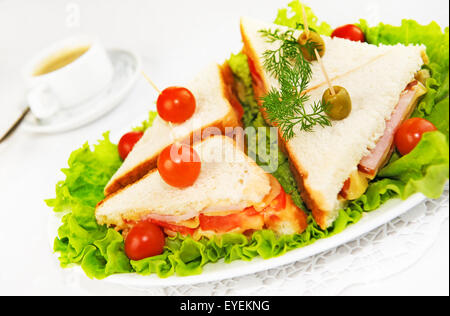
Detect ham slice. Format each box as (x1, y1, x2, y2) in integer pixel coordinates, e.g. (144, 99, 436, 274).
(359, 81, 426, 177)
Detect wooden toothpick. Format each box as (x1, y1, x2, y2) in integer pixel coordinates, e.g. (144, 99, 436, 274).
(141, 71, 179, 143)
(301, 3, 310, 37)
(314, 49, 336, 95)
(141, 71, 162, 94)
(300, 4, 334, 95)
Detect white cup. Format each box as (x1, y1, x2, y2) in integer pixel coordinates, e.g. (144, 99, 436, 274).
(23, 35, 113, 119)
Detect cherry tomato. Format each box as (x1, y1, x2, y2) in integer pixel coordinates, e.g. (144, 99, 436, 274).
(124, 221, 165, 261)
(394, 118, 437, 156)
(157, 143, 201, 188)
(156, 87, 196, 123)
(118, 131, 144, 160)
(331, 24, 365, 42)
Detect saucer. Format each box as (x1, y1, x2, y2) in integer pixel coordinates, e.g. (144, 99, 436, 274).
(22, 49, 141, 133)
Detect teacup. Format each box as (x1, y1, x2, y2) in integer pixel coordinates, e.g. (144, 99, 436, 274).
(23, 35, 113, 119)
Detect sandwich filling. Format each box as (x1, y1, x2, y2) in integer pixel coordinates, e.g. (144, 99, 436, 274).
(96, 136, 309, 239)
(121, 176, 308, 240)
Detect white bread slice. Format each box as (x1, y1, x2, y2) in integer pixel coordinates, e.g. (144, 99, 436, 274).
(241, 17, 425, 229)
(96, 136, 272, 230)
(104, 63, 241, 196)
(241, 17, 393, 95)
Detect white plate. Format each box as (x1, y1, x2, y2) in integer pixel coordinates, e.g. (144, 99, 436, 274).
(22, 49, 141, 133)
(49, 192, 426, 288)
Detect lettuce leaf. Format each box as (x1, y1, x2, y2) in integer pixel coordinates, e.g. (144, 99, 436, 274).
(426, 98, 449, 140)
(274, 0, 332, 36)
(133, 111, 157, 132)
(47, 133, 133, 279)
(354, 132, 449, 211)
(228, 53, 305, 209)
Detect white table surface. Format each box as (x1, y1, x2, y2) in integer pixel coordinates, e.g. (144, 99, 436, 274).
(0, 0, 448, 296)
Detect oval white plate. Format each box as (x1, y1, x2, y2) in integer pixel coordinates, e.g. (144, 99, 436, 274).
(49, 192, 426, 288)
(23, 49, 141, 133)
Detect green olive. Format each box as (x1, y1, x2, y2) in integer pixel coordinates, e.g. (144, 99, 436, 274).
(298, 31, 325, 61)
(322, 86, 352, 120)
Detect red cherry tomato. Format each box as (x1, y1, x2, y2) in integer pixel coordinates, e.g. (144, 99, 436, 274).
(157, 143, 201, 188)
(331, 24, 365, 42)
(118, 131, 144, 160)
(157, 87, 196, 123)
(124, 221, 165, 261)
(394, 118, 437, 156)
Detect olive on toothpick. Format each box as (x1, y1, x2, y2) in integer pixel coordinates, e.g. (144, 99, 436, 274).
(298, 31, 325, 61)
(297, 4, 325, 61)
(313, 48, 352, 120)
(322, 86, 352, 120)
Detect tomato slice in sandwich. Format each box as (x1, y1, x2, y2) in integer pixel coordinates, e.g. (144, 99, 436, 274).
(149, 185, 288, 235)
(199, 207, 264, 233)
(199, 188, 287, 233)
(149, 219, 196, 236)
(263, 187, 287, 213)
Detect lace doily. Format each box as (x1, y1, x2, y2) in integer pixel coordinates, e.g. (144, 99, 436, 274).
(153, 187, 449, 296)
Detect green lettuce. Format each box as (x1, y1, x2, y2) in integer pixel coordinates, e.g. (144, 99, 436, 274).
(133, 111, 158, 132)
(49, 3, 448, 279)
(353, 132, 449, 211)
(228, 53, 305, 209)
(274, 0, 332, 35)
(47, 133, 133, 279)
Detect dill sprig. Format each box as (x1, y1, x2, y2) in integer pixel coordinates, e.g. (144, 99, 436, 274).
(259, 28, 331, 140)
(294, 22, 318, 33)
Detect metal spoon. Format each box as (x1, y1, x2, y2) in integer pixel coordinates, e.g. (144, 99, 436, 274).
(0, 107, 31, 144)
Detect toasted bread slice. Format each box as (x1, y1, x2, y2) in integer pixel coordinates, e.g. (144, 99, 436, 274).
(104, 63, 241, 196)
(241, 17, 425, 229)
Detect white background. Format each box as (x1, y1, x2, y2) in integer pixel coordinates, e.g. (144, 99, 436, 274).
(0, 0, 448, 295)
